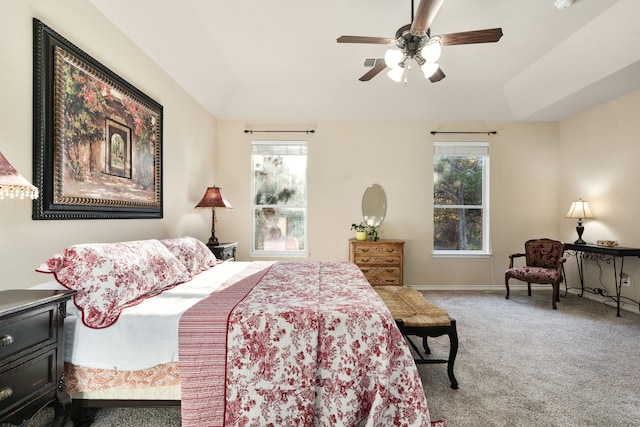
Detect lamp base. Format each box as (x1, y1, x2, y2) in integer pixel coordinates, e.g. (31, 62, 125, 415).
(574, 223, 586, 245)
(207, 236, 220, 246)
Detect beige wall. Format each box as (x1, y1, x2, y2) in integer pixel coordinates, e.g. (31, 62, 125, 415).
(559, 90, 640, 306)
(216, 120, 561, 288)
(0, 0, 217, 289)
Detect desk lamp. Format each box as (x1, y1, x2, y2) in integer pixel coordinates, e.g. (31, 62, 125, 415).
(565, 198, 594, 244)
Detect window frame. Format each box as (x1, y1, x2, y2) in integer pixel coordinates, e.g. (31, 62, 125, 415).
(250, 140, 309, 258)
(433, 141, 491, 257)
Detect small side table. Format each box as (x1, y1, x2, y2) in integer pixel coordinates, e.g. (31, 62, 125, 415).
(207, 242, 238, 261)
(0, 289, 76, 426)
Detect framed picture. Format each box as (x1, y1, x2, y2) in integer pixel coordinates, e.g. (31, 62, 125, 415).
(32, 19, 163, 219)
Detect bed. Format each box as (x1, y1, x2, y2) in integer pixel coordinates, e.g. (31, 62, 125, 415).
(33, 237, 434, 426)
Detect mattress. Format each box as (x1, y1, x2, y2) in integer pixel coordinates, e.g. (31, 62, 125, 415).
(31, 261, 269, 396)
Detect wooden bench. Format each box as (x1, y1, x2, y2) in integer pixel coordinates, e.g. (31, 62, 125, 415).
(374, 286, 459, 389)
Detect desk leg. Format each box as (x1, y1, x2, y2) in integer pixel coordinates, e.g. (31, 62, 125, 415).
(614, 257, 623, 317)
(573, 252, 585, 297)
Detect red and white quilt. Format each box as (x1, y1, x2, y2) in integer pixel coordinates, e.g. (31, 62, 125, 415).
(179, 261, 431, 426)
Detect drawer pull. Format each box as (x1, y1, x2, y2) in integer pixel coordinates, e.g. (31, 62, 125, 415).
(385, 258, 395, 263)
(360, 248, 370, 253)
(360, 258, 370, 263)
(385, 269, 395, 273)
(0, 387, 13, 401)
(0, 335, 14, 346)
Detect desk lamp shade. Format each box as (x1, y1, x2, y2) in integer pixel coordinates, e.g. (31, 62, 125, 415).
(195, 186, 232, 246)
(565, 198, 594, 244)
(0, 150, 38, 200)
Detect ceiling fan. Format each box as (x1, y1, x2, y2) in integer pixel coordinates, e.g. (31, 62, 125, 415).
(337, 0, 503, 83)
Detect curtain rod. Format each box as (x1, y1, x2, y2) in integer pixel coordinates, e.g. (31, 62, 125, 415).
(244, 130, 315, 134)
(430, 131, 497, 135)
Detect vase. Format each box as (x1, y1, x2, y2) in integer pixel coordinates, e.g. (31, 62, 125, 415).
(356, 231, 367, 241)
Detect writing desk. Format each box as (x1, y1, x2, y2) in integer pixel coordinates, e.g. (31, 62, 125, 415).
(563, 242, 640, 316)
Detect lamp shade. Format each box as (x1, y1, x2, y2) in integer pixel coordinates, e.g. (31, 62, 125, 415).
(565, 199, 594, 219)
(0, 150, 38, 200)
(195, 186, 232, 209)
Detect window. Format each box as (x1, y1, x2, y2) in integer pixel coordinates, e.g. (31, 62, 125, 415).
(433, 142, 490, 255)
(251, 141, 308, 257)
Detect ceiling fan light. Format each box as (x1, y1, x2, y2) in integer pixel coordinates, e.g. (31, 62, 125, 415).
(387, 66, 404, 83)
(384, 49, 403, 68)
(421, 62, 439, 79)
(422, 39, 442, 63)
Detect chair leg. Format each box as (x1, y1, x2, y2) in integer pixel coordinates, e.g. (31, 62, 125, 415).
(527, 282, 532, 296)
(552, 282, 559, 309)
(505, 276, 510, 299)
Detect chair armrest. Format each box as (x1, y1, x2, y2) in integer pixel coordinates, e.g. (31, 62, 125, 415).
(508, 253, 525, 269)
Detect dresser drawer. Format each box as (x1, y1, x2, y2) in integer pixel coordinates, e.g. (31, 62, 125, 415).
(0, 349, 56, 418)
(353, 245, 402, 255)
(354, 254, 401, 266)
(0, 309, 55, 362)
(360, 267, 401, 285)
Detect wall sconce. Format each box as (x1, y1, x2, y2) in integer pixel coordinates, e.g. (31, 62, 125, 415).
(565, 198, 594, 244)
(0, 150, 38, 200)
(195, 186, 232, 246)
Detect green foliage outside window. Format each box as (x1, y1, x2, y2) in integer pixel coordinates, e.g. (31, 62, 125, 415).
(434, 155, 485, 251)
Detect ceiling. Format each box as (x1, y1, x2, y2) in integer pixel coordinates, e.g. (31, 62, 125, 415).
(89, 0, 640, 122)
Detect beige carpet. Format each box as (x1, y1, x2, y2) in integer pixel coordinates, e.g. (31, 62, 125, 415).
(22, 289, 640, 426)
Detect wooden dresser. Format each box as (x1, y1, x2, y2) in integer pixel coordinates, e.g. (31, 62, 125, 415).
(0, 289, 76, 426)
(349, 239, 405, 286)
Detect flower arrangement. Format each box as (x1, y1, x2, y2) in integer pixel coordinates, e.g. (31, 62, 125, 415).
(351, 222, 378, 241)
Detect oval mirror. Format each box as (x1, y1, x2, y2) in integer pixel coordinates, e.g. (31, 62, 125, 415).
(362, 184, 387, 227)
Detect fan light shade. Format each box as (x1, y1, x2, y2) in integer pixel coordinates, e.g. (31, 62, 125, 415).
(0, 150, 38, 200)
(195, 186, 232, 246)
(421, 62, 439, 78)
(421, 39, 442, 63)
(384, 49, 403, 68)
(387, 67, 404, 83)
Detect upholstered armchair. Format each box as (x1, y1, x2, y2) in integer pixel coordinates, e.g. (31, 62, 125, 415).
(505, 238, 566, 309)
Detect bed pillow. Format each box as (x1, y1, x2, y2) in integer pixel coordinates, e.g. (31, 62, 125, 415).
(160, 236, 221, 275)
(36, 239, 191, 329)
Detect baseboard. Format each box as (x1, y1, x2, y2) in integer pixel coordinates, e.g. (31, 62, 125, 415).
(409, 284, 640, 315)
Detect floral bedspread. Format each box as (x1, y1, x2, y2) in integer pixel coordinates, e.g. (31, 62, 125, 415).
(179, 261, 431, 427)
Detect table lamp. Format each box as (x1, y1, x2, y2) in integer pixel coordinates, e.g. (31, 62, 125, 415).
(0, 150, 38, 200)
(565, 198, 594, 244)
(195, 186, 232, 246)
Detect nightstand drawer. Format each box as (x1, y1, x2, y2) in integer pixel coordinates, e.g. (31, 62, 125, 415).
(0, 309, 54, 361)
(0, 349, 56, 418)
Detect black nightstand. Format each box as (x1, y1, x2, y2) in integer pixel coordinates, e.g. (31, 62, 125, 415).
(0, 289, 76, 427)
(206, 242, 238, 261)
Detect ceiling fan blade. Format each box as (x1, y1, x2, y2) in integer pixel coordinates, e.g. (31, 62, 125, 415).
(438, 28, 503, 46)
(429, 68, 446, 83)
(410, 0, 445, 36)
(337, 35, 394, 44)
(359, 60, 387, 81)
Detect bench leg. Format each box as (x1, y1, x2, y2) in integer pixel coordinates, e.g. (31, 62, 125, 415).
(400, 320, 459, 390)
(447, 320, 459, 389)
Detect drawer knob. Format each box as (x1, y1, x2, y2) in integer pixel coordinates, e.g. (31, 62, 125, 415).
(0, 335, 14, 346)
(361, 248, 370, 253)
(0, 387, 13, 401)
